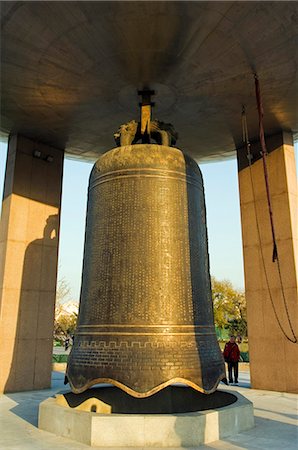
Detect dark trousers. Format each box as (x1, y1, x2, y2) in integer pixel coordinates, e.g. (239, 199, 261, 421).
(227, 361, 239, 383)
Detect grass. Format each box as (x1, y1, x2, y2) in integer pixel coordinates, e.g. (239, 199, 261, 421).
(239, 352, 249, 362)
(52, 354, 69, 363)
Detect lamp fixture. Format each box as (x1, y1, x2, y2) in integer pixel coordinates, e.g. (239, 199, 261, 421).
(33, 149, 42, 158)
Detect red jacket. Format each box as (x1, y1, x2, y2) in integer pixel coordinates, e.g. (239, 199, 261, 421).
(223, 342, 240, 362)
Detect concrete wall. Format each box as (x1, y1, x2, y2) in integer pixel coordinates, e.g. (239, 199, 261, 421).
(237, 131, 298, 393)
(0, 135, 64, 393)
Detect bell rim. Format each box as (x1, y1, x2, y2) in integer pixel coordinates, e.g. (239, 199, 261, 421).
(66, 374, 227, 398)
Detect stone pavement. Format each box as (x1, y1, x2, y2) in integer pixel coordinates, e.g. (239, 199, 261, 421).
(0, 370, 297, 450)
(53, 346, 71, 355)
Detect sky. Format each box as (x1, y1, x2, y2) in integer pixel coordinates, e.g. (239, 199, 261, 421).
(0, 139, 296, 302)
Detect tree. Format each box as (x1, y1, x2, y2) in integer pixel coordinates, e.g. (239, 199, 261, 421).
(54, 278, 78, 343)
(54, 311, 77, 340)
(211, 277, 247, 338)
(56, 277, 71, 305)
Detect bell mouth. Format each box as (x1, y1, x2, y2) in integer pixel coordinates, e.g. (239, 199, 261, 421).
(66, 374, 227, 398)
(56, 384, 237, 414)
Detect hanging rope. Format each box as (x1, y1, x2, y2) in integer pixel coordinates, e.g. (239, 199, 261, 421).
(241, 104, 297, 343)
(254, 74, 278, 262)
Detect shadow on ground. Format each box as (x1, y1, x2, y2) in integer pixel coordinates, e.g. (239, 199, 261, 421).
(5, 371, 64, 426)
(198, 416, 298, 450)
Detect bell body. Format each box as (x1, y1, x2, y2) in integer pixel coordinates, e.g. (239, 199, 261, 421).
(66, 144, 225, 397)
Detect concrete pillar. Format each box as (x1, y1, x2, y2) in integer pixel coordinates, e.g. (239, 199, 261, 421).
(237, 131, 298, 393)
(0, 135, 64, 393)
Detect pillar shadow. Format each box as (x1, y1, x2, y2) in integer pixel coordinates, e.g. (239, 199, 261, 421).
(5, 371, 65, 427)
(4, 214, 59, 393)
(212, 416, 297, 449)
(174, 417, 298, 449)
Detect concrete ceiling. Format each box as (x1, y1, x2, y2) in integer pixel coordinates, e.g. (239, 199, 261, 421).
(1, 1, 297, 162)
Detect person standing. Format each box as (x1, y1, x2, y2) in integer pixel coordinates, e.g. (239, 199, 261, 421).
(64, 336, 70, 351)
(223, 335, 240, 385)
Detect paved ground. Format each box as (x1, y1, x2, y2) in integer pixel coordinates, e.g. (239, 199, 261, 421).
(53, 346, 71, 355)
(0, 369, 297, 450)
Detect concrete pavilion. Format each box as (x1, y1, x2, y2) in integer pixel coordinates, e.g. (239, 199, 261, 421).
(0, 1, 297, 395)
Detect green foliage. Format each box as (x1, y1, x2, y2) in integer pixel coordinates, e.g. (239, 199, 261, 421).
(226, 318, 247, 337)
(54, 278, 77, 343)
(211, 277, 247, 338)
(215, 327, 230, 341)
(52, 354, 69, 363)
(54, 312, 77, 341)
(240, 351, 249, 362)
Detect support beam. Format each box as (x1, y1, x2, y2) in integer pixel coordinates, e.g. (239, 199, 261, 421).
(0, 135, 64, 393)
(237, 131, 298, 393)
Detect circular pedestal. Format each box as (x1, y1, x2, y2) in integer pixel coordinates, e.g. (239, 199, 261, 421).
(38, 386, 254, 447)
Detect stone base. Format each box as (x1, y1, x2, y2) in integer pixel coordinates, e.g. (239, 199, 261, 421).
(38, 386, 254, 447)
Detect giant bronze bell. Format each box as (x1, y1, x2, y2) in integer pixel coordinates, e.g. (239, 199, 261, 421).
(66, 120, 226, 397)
